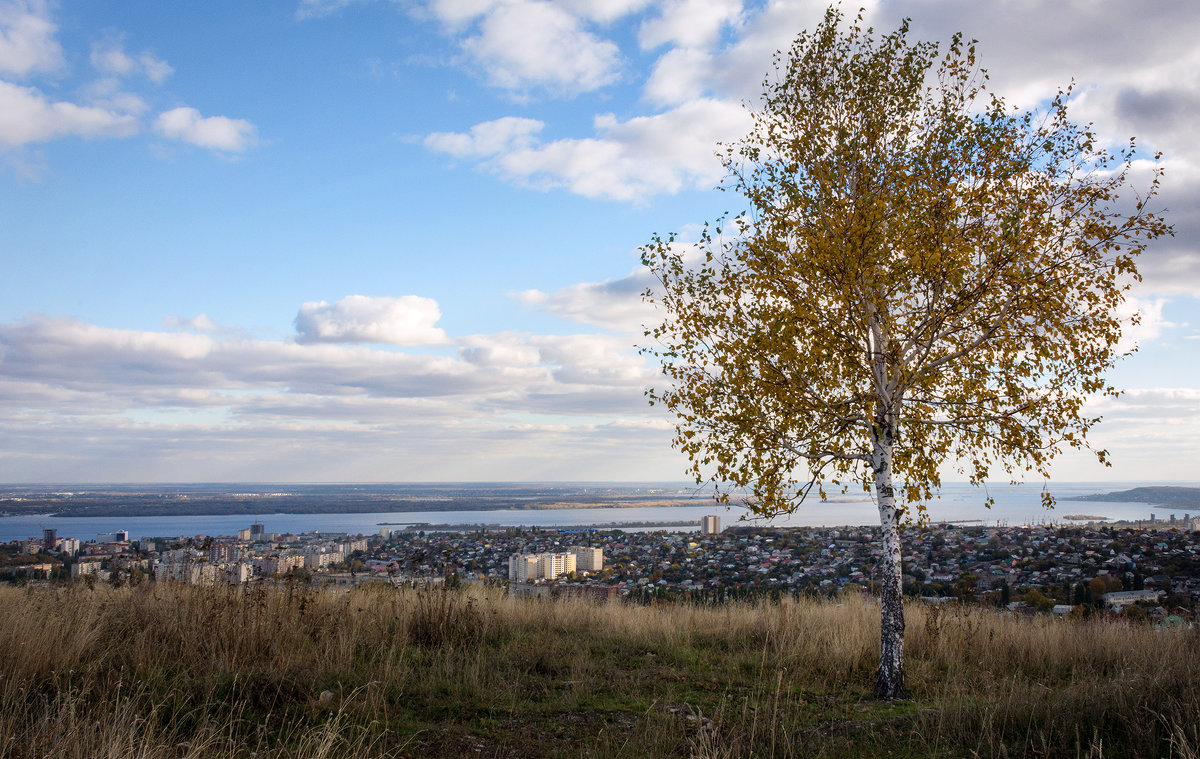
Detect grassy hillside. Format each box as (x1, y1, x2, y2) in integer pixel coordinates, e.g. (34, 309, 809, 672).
(0, 582, 1197, 758)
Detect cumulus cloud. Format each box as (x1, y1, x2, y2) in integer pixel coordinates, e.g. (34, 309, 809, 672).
(1080, 387, 1200, 454)
(423, 115, 542, 157)
(153, 106, 256, 152)
(0, 315, 487, 399)
(423, 0, 498, 27)
(90, 36, 173, 83)
(80, 80, 151, 116)
(515, 268, 656, 332)
(294, 295, 450, 346)
(0, 0, 61, 77)
(0, 80, 139, 146)
(162, 313, 248, 337)
(463, 0, 621, 94)
(164, 314, 223, 333)
(0, 410, 679, 482)
(458, 331, 544, 370)
(426, 98, 749, 200)
(532, 333, 650, 386)
(0, 309, 677, 480)
(424, 0, 623, 96)
(642, 46, 715, 106)
(0, 2, 257, 163)
(638, 0, 742, 50)
(295, 0, 378, 20)
(459, 331, 650, 387)
(561, 0, 653, 24)
(0, 310, 654, 412)
(456, 330, 654, 417)
(1115, 295, 1176, 354)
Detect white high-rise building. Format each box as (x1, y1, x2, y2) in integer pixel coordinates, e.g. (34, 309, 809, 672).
(508, 554, 539, 582)
(701, 515, 721, 535)
(508, 552, 577, 582)
(538, 552, 576, 579)
(570, 546, 603, 572)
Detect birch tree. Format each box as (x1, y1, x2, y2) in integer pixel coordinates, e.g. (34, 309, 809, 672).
(640, 9, 1170, 699)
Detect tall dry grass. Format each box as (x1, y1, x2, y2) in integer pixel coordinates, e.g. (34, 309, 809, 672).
(0, 582, 1195, 758)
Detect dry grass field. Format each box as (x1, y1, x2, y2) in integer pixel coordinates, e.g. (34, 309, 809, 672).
(0, 581, 1196, 758)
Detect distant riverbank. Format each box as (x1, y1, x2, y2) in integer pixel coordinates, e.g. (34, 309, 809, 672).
(379, 520, 702, 531)
(0, 483, 713, 518)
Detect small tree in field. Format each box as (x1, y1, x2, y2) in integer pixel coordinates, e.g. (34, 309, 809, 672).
(640, 8, 1169, 699)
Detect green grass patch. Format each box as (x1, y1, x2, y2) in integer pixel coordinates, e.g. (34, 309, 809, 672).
(0, 584, 1197, 758)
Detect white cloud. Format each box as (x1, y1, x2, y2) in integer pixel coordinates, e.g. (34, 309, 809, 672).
(0, 311, 661, 421)
(532, 333, 650, 386)
(460, 0, 622, 95)
(82, 83, 150, 116)
(642, 46, 714, 105)
(164, 314, 222, 333)
(458, 331, 544, 370)
(423, 115, 543, 157)
(1089, 386, 1200, 413)
(163, 313, 246, 337)
(1115, 295, 1175, 354)
(422, 0, 625, 95)
(0, 80, 139, 146)
(459, 331, 650, 387)
(561, 0, 653, 24)
(90, 37, 173, 83)
(0, 0, 61, 77)
(0, 408, 680, 482)
(295, 0, 378, 20)
(0, 315, 486, 399)
(426, 98, 749, 200)
(425, 0, 500, 27)
(639, 0, 742, 50)
(515, 267, 656, 333)
(153, 106, 256, 152)
(294, 295, 450, 346)
(640, 0, 833, 105)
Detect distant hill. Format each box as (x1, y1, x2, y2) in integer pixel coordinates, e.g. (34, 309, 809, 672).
(1066, 486, 1200, 510)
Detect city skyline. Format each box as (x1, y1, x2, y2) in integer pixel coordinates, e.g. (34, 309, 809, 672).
(2, 1, 1198, 483)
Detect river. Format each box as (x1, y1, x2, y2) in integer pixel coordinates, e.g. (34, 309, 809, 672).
(1, 482, 1193, 543)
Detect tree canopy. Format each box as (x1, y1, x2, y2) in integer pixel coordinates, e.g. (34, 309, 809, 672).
(642, 9, 1170, 518)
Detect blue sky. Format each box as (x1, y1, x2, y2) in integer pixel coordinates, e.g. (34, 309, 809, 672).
(1, 0, 1198, 483)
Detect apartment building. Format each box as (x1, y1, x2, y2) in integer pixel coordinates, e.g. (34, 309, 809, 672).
(509, 554, 539, 582)
(538, 552, 576, 579)
(571, 546, 604, 572)
(70, 558, 104, 578)
(257, 553, 305, 576)
(304, 549, 343, 570)
(508, 552, 577, 582)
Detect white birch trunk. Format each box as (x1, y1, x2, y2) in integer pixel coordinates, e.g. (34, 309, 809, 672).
(872, 420, 906, 699)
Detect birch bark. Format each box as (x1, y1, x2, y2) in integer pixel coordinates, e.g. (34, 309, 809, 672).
(872, 417, 906, 699)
